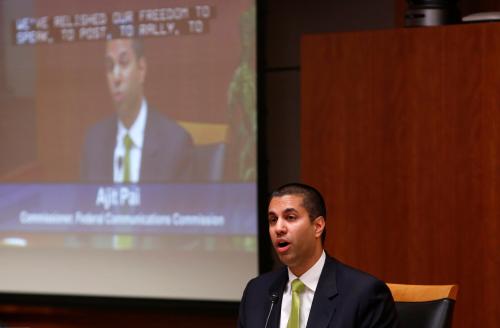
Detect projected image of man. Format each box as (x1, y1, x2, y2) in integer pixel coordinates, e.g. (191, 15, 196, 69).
(81, 38, 193, 183)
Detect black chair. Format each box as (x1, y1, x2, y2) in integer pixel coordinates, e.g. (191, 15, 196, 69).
(387, 283, 458, 328)
(177, 121, 227, 181)
(192, 143, 225, 181)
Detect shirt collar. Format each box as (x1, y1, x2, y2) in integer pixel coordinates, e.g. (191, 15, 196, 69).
(287, 250, 326, 293)
(117, 99, 147, 149)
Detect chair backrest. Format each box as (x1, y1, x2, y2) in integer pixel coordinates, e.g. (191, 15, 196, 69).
(177, 121, 227, 145)
(176, 121, 227, 181)
(386, 283, 458, 328)
(192, 143, 225, 181)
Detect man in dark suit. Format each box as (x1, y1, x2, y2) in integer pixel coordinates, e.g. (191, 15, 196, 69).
(81, 38, 192, 183)
(238, 183, 399, 328)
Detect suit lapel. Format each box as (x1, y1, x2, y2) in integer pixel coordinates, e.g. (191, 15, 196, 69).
(306, 256, 339, 328)
(140, 108, 159, 181)
(103, 117, 117, 181)
(267, 268, 288, 328)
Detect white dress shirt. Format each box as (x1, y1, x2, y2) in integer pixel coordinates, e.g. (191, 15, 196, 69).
(113, 99, 147, 183)
(280, 251, 326, 328)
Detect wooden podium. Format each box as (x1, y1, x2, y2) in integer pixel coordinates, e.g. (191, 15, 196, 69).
(301, 23, 500, 328)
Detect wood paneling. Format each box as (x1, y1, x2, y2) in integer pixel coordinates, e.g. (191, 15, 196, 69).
(301, 23, 499, 327)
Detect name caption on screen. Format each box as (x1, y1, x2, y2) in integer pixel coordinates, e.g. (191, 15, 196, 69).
(95, 186, 141, 210)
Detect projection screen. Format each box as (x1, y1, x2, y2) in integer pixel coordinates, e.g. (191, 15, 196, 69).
(0, 0, 257, 302)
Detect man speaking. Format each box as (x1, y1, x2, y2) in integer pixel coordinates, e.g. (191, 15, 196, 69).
(81, 38, 193, 183)
(238, 183, 399, 327)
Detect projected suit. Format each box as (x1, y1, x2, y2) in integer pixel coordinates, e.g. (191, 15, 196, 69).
(80, 38, 193, 183)
(81, 108, 192, 183)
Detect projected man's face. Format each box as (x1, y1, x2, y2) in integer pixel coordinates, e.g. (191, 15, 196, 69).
(105, 39, 146, 127)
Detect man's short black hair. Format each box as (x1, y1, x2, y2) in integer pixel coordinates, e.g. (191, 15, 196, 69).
(270, 182, 327, 243)
(131, 38, 145, 59)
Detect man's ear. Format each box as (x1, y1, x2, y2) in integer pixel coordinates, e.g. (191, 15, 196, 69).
(138, 57, 147, 84)
(313, 216, 325, 238)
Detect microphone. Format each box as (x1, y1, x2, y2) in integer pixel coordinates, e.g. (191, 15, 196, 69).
(264, 292, 279, 328)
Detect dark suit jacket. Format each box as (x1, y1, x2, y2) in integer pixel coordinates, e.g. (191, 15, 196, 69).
(238, 255, 399, 328)
(81, 108, 193, 183)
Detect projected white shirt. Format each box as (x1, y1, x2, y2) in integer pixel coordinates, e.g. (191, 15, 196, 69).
(113, 99, 147, 183)
(280, 251, 326, 328)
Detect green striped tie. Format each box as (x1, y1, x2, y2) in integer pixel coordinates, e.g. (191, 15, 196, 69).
(287, 279, 305, 328)
(123, 134, 133, 183)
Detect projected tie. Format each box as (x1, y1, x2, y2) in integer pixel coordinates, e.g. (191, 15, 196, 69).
(287, 279, 305, 328)
(123, 134, 133, 183)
